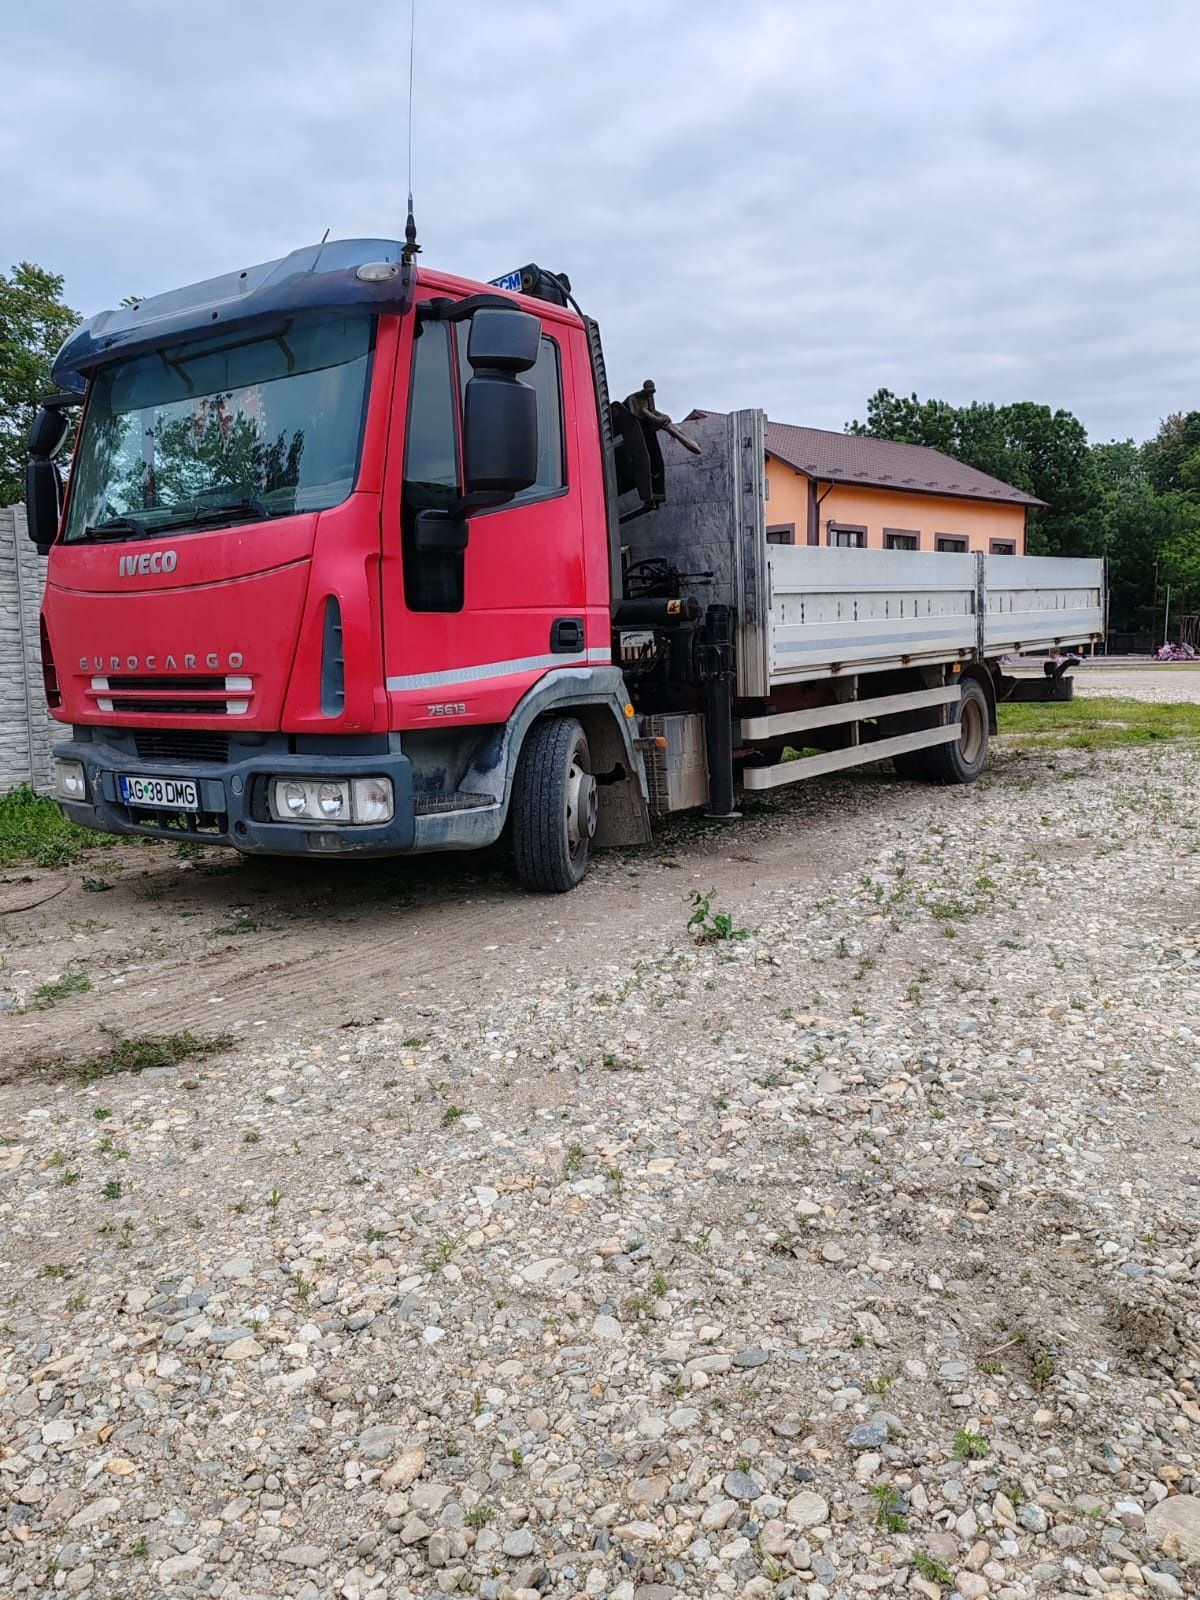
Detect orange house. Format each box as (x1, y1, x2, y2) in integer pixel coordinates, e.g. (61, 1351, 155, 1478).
(754, 420, 1042, 555)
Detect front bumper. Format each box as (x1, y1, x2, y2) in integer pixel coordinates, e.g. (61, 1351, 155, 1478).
(55, 729, 416, 856)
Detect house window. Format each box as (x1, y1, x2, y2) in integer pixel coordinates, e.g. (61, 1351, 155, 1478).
(766, 523, 795, 545)
(828, 522, 867, 548)
(990, 539, 1016, 555)
(884, 528, 919, 551)
(935, 534, 968, 553)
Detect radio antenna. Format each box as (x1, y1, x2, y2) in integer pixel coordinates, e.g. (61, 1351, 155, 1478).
(402, 0, 421, 266)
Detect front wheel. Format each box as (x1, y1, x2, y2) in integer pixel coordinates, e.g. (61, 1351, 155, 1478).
(511, 717, 597, 893)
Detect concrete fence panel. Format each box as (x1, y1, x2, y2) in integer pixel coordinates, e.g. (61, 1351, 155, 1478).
(0, 503, 56, 794)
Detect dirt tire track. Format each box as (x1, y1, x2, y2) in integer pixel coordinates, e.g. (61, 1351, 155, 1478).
(2, 786, 891, 1078)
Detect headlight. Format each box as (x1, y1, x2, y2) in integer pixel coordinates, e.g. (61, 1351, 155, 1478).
(317, 783, 345, 818)
(351, 777, 394, 823)
(54, 759, 87, 801)
(268, 776, 392, 825)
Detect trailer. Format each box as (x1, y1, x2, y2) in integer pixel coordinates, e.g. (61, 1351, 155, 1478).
(25, 240, 1105, 891)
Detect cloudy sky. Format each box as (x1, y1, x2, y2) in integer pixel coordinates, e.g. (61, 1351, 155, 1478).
(5, 0, 1198, 443)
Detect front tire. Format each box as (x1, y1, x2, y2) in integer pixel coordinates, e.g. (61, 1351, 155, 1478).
(512, 717, 597, 893)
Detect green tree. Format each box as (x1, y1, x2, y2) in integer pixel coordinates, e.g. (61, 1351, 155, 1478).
(0, 263, 80, 504)
(847, 388, 1098, 558)
(1143, 411, 1200, 496)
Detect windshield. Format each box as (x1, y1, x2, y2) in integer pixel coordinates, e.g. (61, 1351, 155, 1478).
(63, 313, 374, 541)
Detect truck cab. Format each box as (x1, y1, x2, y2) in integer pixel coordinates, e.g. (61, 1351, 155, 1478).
(31, 240, 650, 889)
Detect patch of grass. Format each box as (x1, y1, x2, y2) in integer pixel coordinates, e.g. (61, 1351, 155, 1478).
(75, 1027, 233, 1084)
(953, 1426, 990, 1461)
(465, 1506, 493, 1529)
(441, 1104, 464, 1128)
(0, 784, 98, 868)
(998, 695, 1200, 750)
(29, 968, 92, 1009)
(101, 1179, 123, 1201)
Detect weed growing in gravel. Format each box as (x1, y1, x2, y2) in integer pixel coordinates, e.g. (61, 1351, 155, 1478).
(953, 1427, 990, 1461)
(869, 1483, 907, 1532)
(1030, 1352, 1056, 1390)
(74, 1028, 234, 1084)
(563, 1143, 584, 1178)
(688, 889, 748, 944)
(424, 1236, 461, 1274)
(605, 1165, 624, 1195)
(465, 1507, 493, 1528)
(914, 1552, 951, 1585)
(102, 1179, 123, 1201)
(441, 1105, 464, 1128)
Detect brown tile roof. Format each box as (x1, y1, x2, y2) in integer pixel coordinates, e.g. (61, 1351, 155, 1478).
(687, 411, 1044, 507)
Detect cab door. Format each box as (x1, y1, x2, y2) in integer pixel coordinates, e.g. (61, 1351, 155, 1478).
(380, 298, 597, 732)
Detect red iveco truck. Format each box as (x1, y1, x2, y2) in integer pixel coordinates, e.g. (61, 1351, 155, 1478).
(27, 239, 1104, 890)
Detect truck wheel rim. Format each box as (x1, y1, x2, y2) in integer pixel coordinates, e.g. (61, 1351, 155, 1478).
(566, 760, 597, 852)
(959, 695, 984, 763)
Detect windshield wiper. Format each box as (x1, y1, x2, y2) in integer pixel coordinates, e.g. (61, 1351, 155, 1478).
(84, 514, 151, 540)
(151, 495, 276, 530)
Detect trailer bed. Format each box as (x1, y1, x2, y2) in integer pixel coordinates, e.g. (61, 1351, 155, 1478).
(630, 410, 1105, 695)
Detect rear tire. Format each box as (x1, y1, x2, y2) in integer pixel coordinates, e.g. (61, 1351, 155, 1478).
(512, 717, 596, 893)
(894, 676, 990, 784)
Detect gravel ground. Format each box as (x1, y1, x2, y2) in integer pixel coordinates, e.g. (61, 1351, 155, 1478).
(1071, 667, 1200, 706)
(2, 738, 1200, 1600)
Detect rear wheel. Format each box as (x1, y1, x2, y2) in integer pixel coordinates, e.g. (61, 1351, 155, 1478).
(512, 717, 596, 893)
(893, 676, 990, 784)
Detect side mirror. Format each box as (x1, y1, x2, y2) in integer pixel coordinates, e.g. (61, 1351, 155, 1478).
(28, 403, 71, 461)
(26, 458, 62, 555)
(462, 308, 539, 497)
(26, 395, 78, 553)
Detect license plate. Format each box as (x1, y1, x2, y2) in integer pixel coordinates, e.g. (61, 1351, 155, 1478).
(118, 773, 201, 810)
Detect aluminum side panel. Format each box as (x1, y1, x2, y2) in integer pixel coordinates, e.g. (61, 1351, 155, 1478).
(981, 555, 1105, 654)
(767, 548, 977, 682)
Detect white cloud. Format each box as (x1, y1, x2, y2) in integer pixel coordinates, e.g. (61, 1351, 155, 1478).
(5, 0, 1198, 441)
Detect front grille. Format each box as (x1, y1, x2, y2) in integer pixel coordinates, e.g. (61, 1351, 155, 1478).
(87, 671, 254, 718)
(133, 730, 231, 764)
